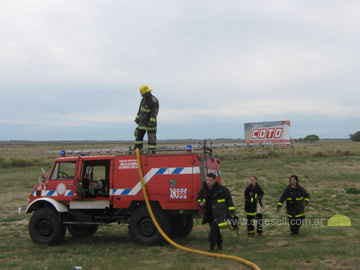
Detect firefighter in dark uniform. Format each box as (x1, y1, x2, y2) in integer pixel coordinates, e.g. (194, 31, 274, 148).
(244, 176, 264, 236)
(197, 172, 236, 251)
(134, 85, 159, 153)
(277, 175, 310, 235)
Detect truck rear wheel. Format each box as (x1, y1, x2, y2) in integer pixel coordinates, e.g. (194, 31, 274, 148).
(129, 205, 171, 245)
(170, 214, 193, 238)
(29, 208, 66, 245)
(68, 224, 98, 237)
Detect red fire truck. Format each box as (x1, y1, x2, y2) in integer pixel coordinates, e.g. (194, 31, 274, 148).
(22, 149, 221, 245)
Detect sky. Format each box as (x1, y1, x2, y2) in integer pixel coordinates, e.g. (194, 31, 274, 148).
(1, 0, 359, 141)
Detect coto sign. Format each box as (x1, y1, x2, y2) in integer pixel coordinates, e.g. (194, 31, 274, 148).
(251, 128, 283, 139)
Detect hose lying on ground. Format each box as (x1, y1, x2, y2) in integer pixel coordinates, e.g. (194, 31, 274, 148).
(135, 149, 261, 270)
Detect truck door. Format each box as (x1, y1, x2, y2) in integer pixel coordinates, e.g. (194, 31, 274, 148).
(47, 160, 78, 201)
(69, 158, 112, 210)
(79, 159, 111, 199)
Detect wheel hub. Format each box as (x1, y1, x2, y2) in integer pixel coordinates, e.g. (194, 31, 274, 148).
(38, 219, 53, 236)
(139, 218, 156, 237)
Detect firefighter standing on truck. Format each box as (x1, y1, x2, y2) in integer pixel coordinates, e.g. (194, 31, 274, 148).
(197, 173, 235, 251)
(244, 176, 264, 236)
(134, 85, 159, 153)
(277, 175, 310, 235)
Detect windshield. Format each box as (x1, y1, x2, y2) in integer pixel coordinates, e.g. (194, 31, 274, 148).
(50, 161, 76, 180)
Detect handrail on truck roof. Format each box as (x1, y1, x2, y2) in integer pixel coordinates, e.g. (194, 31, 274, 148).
(47, 140, 291, 156)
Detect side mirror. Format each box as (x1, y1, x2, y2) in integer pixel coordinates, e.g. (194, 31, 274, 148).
(40, 168, 46, 182)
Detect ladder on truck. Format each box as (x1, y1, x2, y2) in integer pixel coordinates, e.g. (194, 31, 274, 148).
(46, 140, 250, 156)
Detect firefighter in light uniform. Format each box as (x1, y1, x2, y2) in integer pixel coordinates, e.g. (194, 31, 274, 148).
(134, 85, 159, 153)
(277, 175, 310, 235)
(244, 176, 264, 236)
(197, 173, 236, 251)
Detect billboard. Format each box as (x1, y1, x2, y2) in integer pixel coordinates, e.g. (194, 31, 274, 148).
(244, 120, 291, 144)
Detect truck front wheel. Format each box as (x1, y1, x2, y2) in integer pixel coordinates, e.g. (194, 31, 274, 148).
(29, 208, 66, 245)
(129, 205, 170, 245)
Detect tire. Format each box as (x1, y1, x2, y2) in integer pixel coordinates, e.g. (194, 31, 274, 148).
(170, 214, 193, 238)
(68, 224, 98, 237)
(128, 204, 171, 245)
(29, 208, 66, 245)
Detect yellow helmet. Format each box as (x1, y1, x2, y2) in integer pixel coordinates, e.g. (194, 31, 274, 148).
(139, 84, 152, 95)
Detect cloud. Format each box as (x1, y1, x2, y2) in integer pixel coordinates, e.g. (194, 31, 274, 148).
(0, 0, 359, 140)
(158, 97, 359, 123)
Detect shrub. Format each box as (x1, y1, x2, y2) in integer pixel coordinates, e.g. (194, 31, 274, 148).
(0, 157, 48, 168)
(304, 134, 320, 142)
(349, 131, 360, 141)
(345, 186, 360, 194)
(10, 158, 32, 167)
(0, 157, 6, 168)
(313, 151, 324, 157)
(268, 151, 280, 158)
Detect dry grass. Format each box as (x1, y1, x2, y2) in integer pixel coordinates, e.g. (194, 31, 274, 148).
(0, 140, 359, 270)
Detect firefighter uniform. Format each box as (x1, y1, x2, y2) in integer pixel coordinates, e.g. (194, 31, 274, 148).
(277, 180, 310, 235)
(244, 182, 264, 236)
(197, 181, 235, 250)
(134, 85, 159, 153)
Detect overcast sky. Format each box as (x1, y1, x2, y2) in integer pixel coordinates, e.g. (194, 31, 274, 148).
(1, 0, 359, 141)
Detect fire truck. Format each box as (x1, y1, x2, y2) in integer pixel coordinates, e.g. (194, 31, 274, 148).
(22, 147, 221, 245)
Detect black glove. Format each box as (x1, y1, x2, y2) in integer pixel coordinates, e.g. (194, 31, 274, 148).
(228, 215, 239, 230)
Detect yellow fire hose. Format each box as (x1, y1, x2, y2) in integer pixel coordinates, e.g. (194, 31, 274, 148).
(136, 149, 261, 270)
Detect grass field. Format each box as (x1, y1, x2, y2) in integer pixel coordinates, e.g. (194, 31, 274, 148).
(0, 141, 359, 270)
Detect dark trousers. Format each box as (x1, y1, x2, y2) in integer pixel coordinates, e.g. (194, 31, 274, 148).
(134, 128, 157, 152)
(288, 215, 304, 234)
(247, 213, 263, 235)
(208, 221, 222, 246)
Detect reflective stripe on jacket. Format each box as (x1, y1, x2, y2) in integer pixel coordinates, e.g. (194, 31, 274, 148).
(278, 184, 310, 216)
(135, 92, 159, 129)
(197, 182, 235, 227)
(244, 183, 264, 214)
